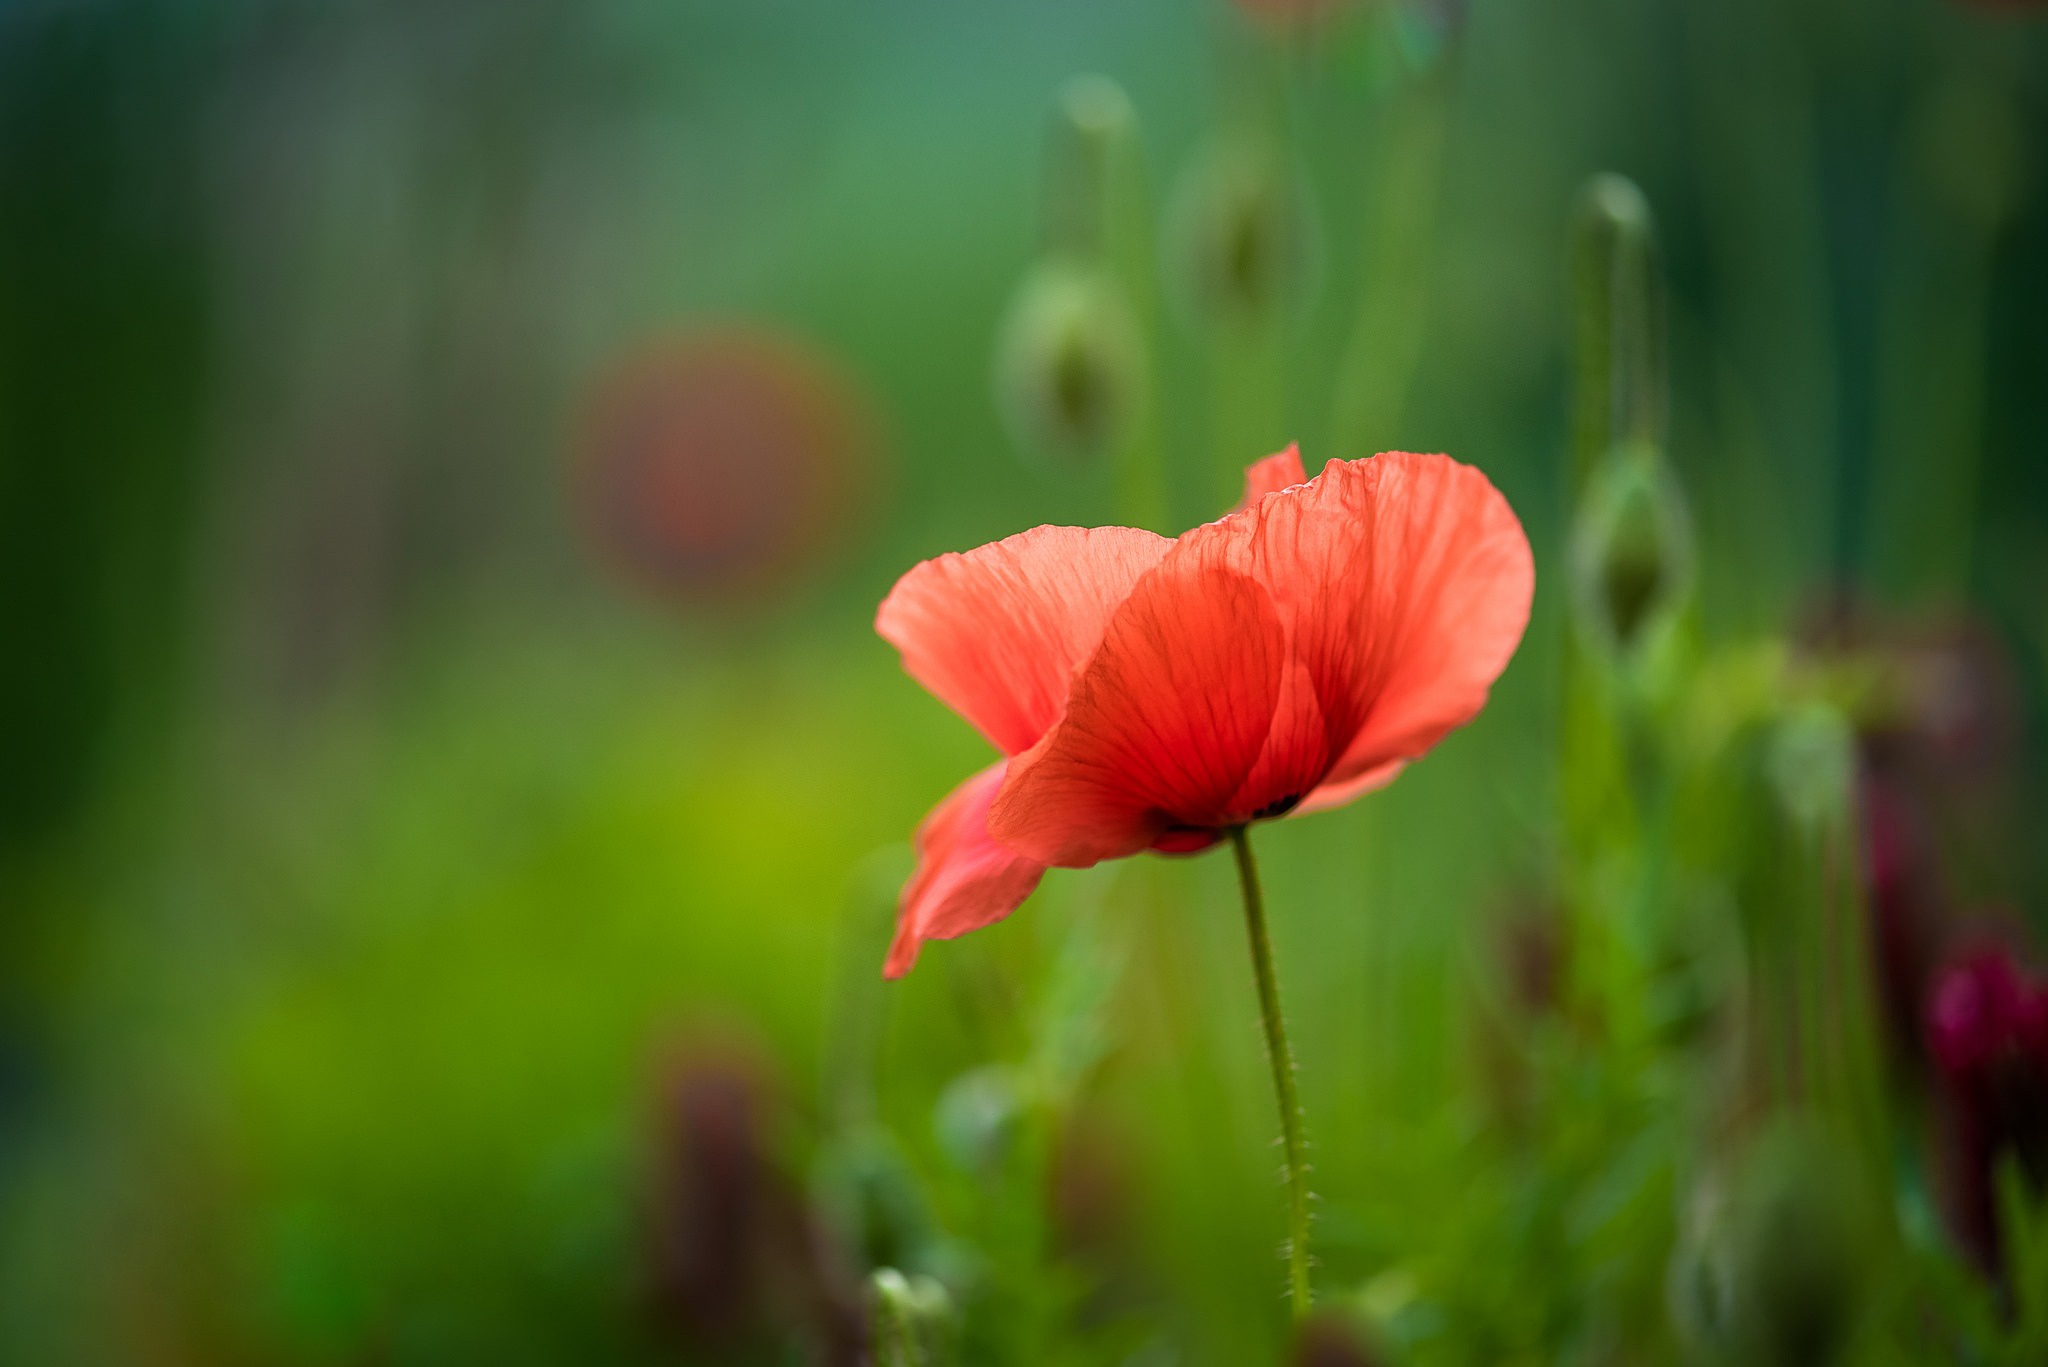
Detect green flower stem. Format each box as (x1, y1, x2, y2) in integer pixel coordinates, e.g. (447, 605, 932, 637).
(1331, 72, 1449, 462)
(1572, 172, 1664, 489)
(1227, 825, 1311, 1319)
(1045, 75, 1165, 531)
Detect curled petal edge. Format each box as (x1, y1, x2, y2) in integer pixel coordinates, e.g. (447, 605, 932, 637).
(886, 762, 1047, 978)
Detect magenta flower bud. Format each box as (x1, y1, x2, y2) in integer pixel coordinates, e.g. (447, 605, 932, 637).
(1929, 950, 2031, 1075)
(1857, 772, 1942, 1063)
(644, 1042, 864, 1362)
(1924, 945, 2048, 1281)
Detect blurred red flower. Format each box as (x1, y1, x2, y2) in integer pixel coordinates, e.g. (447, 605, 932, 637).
(875, 446, 1533, 976)
(1232, 0, 1352, 25)
(576, 327, 874, 606)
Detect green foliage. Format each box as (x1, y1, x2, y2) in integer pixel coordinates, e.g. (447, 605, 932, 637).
(4, 1, 2047, 1364)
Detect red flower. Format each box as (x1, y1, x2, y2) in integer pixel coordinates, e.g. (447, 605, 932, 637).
(875, 446, 1533, 976)
(575, 327, 874, 607)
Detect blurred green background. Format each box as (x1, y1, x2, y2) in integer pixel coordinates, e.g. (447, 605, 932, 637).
(3, 0, 2048, 1363)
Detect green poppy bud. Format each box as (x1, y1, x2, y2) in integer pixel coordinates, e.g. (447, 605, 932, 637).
(994, 261, 1144, 464)
(1569, 174, 1674, 655)
(869, 1268, 957, 1367)
(1733, 1135, 1868, 1364)
(1166, 138, 1314, 328)
(1569, 444, 1692, 657)
(1669, 1124, 1870, 1367)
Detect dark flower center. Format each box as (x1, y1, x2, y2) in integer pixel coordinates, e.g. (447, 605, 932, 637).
(1252, 792, 1303, 821)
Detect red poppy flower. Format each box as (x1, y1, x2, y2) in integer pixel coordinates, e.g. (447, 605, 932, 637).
(876, 446, 1534, 977)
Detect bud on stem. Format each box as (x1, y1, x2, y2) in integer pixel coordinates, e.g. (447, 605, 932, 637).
(1572, 173, 1665, 493)
(1566, 175, 1689, 660)
(869, 1268, 955, 1367)
(994, 262, 1144, 466)
(1559, 175, 1689, 980)
(1044, 75, 1140, 264)
(1668, 1122, 1871, 1367)
(998, 76, 1164, 526)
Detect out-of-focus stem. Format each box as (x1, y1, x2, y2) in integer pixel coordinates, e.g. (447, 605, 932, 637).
(1048, 75, 1166, 530)
(1867, 76, 2019, 600)
(1227, 825, 1312, 1319)
(1572, 173, 1664, 491)
(1331, 71, 1449, 459)
(1563, 172, 1671, 1031)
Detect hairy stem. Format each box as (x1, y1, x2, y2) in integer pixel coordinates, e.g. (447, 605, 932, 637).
(1228, 825, 1311, 1318)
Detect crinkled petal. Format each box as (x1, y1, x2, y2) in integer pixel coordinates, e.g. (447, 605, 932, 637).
(876, 525, 1171, 756)
(1209, 452, 1534, 804)
(1310, 453, 1533, 787)
(988, 551, 1292, 867)
(886, 762, 1047, 978)
(1226, 654, 1329, 819)
(1237, 442, 1309, 509)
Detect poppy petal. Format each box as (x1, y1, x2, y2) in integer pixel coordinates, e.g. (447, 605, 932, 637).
(1315, 454, 1533, 787)
(1227, 654, 1331, 820)
(1237, 442, 1309, 508)
(1222, 452, 1533, 802)
(1299, 758, 1406, 814)
(988, 551, 1289, 866)
(876, 526, 1171, 756)
(886, 762, 1047, 978)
